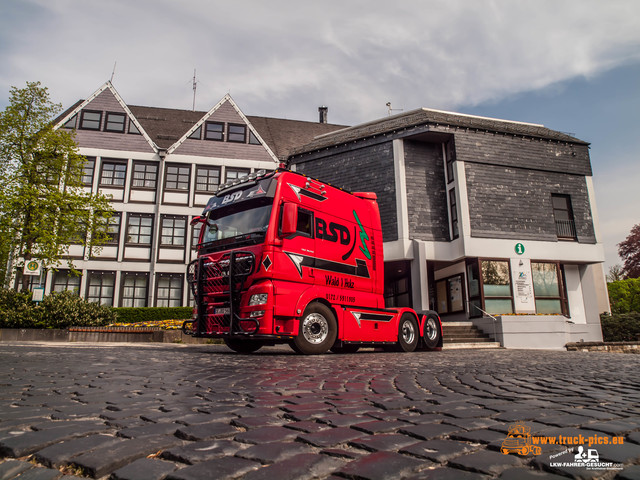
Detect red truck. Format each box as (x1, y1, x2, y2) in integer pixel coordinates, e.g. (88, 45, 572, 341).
(185, 169, 442, 355)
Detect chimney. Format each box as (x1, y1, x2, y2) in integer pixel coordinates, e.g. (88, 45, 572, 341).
(318, 106, 328, 124)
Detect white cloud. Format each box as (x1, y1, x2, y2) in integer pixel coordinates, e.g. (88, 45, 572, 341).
(3, 0, 640, 123)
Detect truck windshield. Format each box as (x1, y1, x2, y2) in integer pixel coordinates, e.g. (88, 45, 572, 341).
(202, 201, 272, 245)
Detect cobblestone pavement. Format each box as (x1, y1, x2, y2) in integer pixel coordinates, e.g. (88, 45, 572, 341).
(1, 343, 640, 480)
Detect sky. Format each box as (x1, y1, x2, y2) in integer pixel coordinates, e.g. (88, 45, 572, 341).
(1, 0, 638, 272)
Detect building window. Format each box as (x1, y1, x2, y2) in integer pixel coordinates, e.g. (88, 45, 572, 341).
(126, 214, 153, 245)
(248, 130, 261, 145)
(481, 260, 513, 314)
(196, 166, 221, 193)
(552, 194, 577, 240)
(156, 274, 183, 307)
(449, 189, 459, 240)
(164, 164, 190, 191)
(160, 215, 187, 246)
(446, 141, 456, 184)
(63, 114, 77, 129)
(532, 262, 566, 314)
(99, 160, 127, 187)
(121, 273, 148, 307)
(436, 274, 465, 315)
(80, 110, 102, 130)
(131, 162, 158, 189)
(225, 167, 250, 183)
(192, 222, 202, 249)
(128, 121, 141, 135)
(52, 270, 81, 294)
(228, 124, 246, 143)
(204, 122, 224, 141)
(106, 212, 121, 244)
(82, 157, 96, 186)
(87, 271, 115, 306)
(466, 259, 482, 317)
(188, 126, 202, 139)
(105, 112, 126, 133)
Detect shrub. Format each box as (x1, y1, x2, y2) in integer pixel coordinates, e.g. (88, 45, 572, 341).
(40, 291, 115, 328)
(112, 306, 193, 324)
(607, 278, 640, 314)
(600, 312, 640, 342)
(0, 289, 115, 329)
(0, 289, 43, 328)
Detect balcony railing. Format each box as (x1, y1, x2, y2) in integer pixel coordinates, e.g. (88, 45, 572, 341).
(555, 219, 577, 240)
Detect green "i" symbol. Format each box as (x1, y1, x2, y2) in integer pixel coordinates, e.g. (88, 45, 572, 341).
(515, 243, 525, 255)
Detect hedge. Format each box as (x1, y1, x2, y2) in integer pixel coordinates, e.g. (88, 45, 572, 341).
(600, 312, 640, 342)
(0, 290, 114, 329)
(112, 306, 193, 324)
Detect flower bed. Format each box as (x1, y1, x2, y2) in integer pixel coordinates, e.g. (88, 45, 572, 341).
(107, 319, 185, 330)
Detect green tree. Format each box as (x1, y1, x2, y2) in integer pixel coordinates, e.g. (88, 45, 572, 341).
(0, 81, 113, 290)
(607, 278, 640, 314)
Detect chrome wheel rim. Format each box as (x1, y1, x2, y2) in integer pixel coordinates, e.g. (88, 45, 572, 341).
(302, 313, 329, 345)
(401, 319, 416, 344)
(426, 317, 437, 341)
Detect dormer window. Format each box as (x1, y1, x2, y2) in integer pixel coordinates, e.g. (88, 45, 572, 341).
(105, 112, 126, 133)
(204, 122, 224, 141)
(80, 110, 102, 130)
(228, 124, 246, 143)
(128, 121, 141, 135)
(188, 126, 202, 140)
(63, 114, 77, 129)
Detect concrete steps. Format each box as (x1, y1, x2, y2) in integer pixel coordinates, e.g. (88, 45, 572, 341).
(442, 321, 501, 349)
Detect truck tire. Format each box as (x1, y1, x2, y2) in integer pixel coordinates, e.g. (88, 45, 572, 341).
(397, 314, 419, 352)
(292, 303, 337, 355)
(224, 338, 263, 354)
(423, 314, 442, 349)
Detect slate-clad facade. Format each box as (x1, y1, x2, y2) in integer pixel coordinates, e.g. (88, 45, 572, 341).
(289, 108, 608, 348)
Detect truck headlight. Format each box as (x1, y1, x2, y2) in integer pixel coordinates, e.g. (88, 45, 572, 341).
(249, 293, 268, 306)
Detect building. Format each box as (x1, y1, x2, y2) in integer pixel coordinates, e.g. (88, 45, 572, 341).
(288, 108, 609, 348)
(24, 82, 608, 348)
(27, 82, 344, 307)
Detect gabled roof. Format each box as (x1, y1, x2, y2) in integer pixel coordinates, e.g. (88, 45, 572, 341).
(164, 94, 278, 162)
(53, 82, 157, 151)
(289, 107, 589, 157)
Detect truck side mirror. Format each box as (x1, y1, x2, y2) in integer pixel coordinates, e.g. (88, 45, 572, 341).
(281, 202, 298, 237)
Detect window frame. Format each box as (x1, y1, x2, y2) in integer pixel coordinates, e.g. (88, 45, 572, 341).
(99, 160, 128, 188)
(195, 165, 221, 194)
(531, 261, 568, 315)
(160, 215, 187, 247)
(79, 110, 102, 131)
(82, 157, 96, 187)
(52, 270, 81, 294)
(131, 161, 158, 190)
(435, 273, 466, 315)
(227, 123, 247, 143)
(86, 271, 116, 306)
(164, 164, 191, 192)
(125, 213, 154, 246)
(155, 273, 184, 307)
(120, 272, 149, 308)
(204, 121, 224, 141)
(104, 112, 126, 133)
(551, 193, 577, 240)
(224, 167, 251, 183)
(478, 258, 514, 315)
(449, 188, 459, 240)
